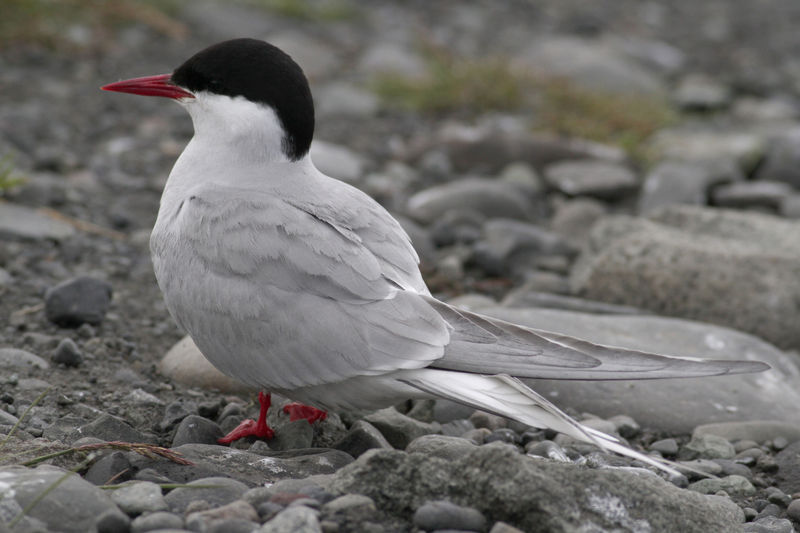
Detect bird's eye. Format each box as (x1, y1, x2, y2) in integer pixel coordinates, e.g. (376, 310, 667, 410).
(208, 78, 223, 91)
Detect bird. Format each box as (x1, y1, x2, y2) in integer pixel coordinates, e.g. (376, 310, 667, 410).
(103, 38, 769, 474)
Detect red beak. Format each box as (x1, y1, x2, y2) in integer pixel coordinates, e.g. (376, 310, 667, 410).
(101, 73, 194, 99)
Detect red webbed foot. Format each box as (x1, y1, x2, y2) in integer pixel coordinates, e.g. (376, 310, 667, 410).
(282, 402, 328, 424)
(218, 391, 275, 444)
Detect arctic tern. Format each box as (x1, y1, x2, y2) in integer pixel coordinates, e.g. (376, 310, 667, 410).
(103, 38, 768, 473)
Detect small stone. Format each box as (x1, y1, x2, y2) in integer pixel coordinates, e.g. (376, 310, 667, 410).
(322, 494, 376, 516)
(0, 347, 50, 370)
(187, 499, 259, 528)
(674, 74, 731, 110)
(407, 178, 535, 224)
(208, 518, 262, 533)
(786, 499, 800, 521)
(44, 276, 112, 327)
(413, 500, 487, 532)
(742, 516, 795, 533)
(110, 481, 168, 517)
(766, 487, 791, 507)
(270, 419, 314, 451)
(172, 414, 223, 447)
(485, 428, 522, 445)
(608, 415, 640, 439)
(260, 505, 321, 533)
(84, 451, 133, 486)
(469, 411, 508, 431)
(650, 438, 679, 456)
(490, 522, 525, 533)
(95, 509, 131, 533)
(773, 436, 790, 451)
(711, 181, 794, 209)
(52, 338, 82, 367)
(712, 459, 753, 480)
(363, 407, 440, 449)
(525, 440, 571, 462)
(406, 435, 478, 460)
(332, 420, 393, 458)
(164, 477, 248, 513)
(130, 511, 183, 532)
(158, 399, 198, 433)
(543, 160, 638, 199)
(73, 414, 155, 445)
(682, 433, 735, 460)
(0, 202, 75, 240)
(688, 475, 756, 497)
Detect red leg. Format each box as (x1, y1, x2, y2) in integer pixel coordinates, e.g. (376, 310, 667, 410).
(282, 402, 328, 424)
(218, 391, 275, 444)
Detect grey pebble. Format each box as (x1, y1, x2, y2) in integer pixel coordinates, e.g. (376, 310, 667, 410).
(130, 511, 183, 532)
(363, 407, 440, 449)
(786, 499, 800, 521)
(413, 500, 486, 532)
(406, 434, 477, 461)
(96, 508, 132, 533)
(270, 419, 314, 451)
(543, 159, 638, 199)
(333, 419, 393, 457)
(526, 440, 570, 462)
(260, 505, 321, 533)
(207, 518, 262, 533)
(84, 451, 133, 486)
(110, 481, 168, 517)
(164, 477, 248, 513)
(172, 414, 223, 447)
(650, 438, 679, 456)
(682, 433, 736, 460)
(52, 337, 82, 367)
(44, 275, 112, 327)
(742, 516, 795, 533)
(688, 475, 756, 497)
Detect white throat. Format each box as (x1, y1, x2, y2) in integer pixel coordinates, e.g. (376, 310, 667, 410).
(179, 92, 291, 168)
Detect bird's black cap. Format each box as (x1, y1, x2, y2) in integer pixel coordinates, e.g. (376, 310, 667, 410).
(171, 38, 315, 161)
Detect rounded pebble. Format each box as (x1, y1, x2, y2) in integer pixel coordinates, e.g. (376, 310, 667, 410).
(413, 500, 487, 532)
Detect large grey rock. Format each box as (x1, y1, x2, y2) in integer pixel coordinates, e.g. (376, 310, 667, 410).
(0, 202, 75, 240)
(0, 464, 117, 533)
(407, 178, 535, 224)
(463, 305, 800, 433)
(159, 336, 250, 393)
(328, 446, 744, 532)
(515, 37, 665, 96)
(126, 444, 353, 487)
(571, 206, 800, 349)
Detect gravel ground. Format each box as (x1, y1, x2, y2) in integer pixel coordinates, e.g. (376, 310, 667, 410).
(2, 1, 800, 532)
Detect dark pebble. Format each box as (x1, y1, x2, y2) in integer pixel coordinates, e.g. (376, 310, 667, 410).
(96, 509, 131, 533)
(172, 414, 223, 446)
(84, 451, 132, 486)
(52, 337, 83, 367)
(44, 276, 112, 327)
